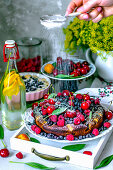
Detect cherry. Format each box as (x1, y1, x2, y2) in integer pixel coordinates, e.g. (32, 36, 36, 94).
(73, 63, 77, 69)
(0, 148, 9, 158)
(83, 151, 92, 155)
(81, 102, 90, 110)
(44, 93, 49, 99)
(66, 110, 76, 118)
(32, 102, 38, 110)
(73, 69, 80, 75)
(76, 94, 83, 99)
(80, 68, 87, 75)
(76, 62, 81, 68)
(68, 100, 74, 106)
(82, 61, 89, 66)
(105, 111, 113, 120)
(53, 69, 58, 76)
(83, 94, 90, 100)
(83, 65, 90, 71)
(62, 90, 70, 97)
(70, 71, 78, 77)
(46, 105, 55, 114)
(49, 99, 55, 105)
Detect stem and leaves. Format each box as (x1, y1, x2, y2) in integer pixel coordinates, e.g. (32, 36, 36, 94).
(9, 161, 55, 169)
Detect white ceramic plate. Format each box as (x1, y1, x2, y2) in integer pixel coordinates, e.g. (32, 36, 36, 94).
(41, 59, 96, 81)
(20, 72, 51, 102)
(24, 108, 113, 144)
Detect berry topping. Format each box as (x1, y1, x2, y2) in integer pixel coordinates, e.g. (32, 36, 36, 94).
(83, 151, 92, 155)
(83, 94, 90, 100)
(35, 127, 41, 134)
(66, 134, 74, 141)
(66, 110, 76, 118)
(103, 122, 111, 128)
(84, 109, 90, 116)
(105, 111, 113, 120)
(57, 119, 65, 127)
(49, 99, 55, 105)
(77, 114, 85, 122)
(32, 102, 38, 110)
(57, 92, 62, 97)
(58, 115, 64, 120)
(95, 98, 100, 104)
(92, 128, 99, 136)
(46, 105, 55, 114)
(81, 102, 90, 110)
(44, 93, 49, 99)
(0, 148, 9, 158)
(68, 100, 74, 106)
(42, 109, 47, 115)
(74, 117, 81, 125)
(62, 90, 70, 97)
(69, 96, 74, 100)
(16, 152, 23, 159)
(31, 125, 37, 131)
(76, 94, 83, 99)
(50, 115, 57, 122)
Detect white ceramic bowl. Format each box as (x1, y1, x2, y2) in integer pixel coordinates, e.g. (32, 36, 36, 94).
(20, 72, 51, 101)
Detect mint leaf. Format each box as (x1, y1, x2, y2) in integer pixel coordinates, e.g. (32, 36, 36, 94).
(48, 93, 57, 99)
(95, 155, 113, 169)
(0, 125, 4, 139)
(52, 107, 67, 116)
(30, 137, 40, 144)
(62, 144, 86, 151)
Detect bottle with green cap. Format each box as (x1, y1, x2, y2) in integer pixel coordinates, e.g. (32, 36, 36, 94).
(0, 40, 26, 130)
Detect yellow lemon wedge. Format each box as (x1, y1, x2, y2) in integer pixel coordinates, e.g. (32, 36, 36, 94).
(3, 79, 19, 96)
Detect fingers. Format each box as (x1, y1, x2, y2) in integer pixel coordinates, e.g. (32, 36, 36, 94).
(77, 0, 101, 13)
(65, 0, 83, 16)
(78, 7, 102, 21)
(92, 12, 104, 23)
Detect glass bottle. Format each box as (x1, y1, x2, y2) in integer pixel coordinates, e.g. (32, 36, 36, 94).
(0, 40, 26, 130)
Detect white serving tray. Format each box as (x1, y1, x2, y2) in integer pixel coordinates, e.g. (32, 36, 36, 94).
(10, 125, 113, 169)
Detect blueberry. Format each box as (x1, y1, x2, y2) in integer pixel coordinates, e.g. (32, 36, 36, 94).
(78, 136, 83, 140)
(47, 133, 52, 139)
(75, 137, 78, 140)
(40, 132, 44, 136)
(82, 135, 86, 139)
(58, 136, 64, 140)
(44, 132, 47, 137)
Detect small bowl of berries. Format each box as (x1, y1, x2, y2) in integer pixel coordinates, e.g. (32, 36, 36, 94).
(41, 57, 96, 80)
(20, 72, 51, 101)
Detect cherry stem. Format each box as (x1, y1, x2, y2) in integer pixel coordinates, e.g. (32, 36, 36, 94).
(1, 139, 6, 148)
(9, 161, 24, 164)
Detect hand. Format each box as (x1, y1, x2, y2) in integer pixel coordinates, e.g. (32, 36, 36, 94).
(65, 0, 113, 22)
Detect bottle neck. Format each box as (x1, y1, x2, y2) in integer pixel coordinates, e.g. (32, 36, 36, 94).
(6, 47, 18, 71)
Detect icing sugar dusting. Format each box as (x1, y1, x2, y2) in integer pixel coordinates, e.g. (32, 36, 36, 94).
(40, 15, 66, 29)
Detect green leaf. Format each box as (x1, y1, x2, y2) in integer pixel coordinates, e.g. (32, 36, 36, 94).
(94, 155, 113, 169)
(52, 107, 67, 116)
(48, 93, 57, 99)
(55, 74, 85, 79)
(25, 162, 55, 169)
(9, 161, 55, 169)
(30, 137, 40, 144)
(62, 144, 86, 151)
(52, 62, 56, 68)
(0, 125, 4, 139)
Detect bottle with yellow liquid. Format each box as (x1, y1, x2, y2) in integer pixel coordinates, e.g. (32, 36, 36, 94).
(0, 40, 26, 130)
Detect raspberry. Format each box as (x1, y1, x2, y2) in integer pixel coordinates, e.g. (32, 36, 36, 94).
(31, 112, 34, 117)
(16, 152, 23, 159)
(84, 109, 90, 116)
(95, 98, 100, 104)
(92, 128, 99, 136)
(74, 117, 81, 125)
(57, 119, 65, 127)
(103, 122, 111, 128)
(35, 127, 41, 134)
(58, 115, 64, 120)
(42, 109, 47, 115)
(66, 134, 74, 141)
(76, 94, 83, 99)
(50, 115, 57, 122)
(83, 151, 92, 156)
(77, 114, 85, 122)
(57, 92, 62, 97)
(68, 100, 74, 106)
(31, 125, 37, 131)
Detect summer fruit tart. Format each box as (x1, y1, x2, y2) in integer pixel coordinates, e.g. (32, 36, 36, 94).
(30, 90, 113, 140)
(44, 57, 91, 78)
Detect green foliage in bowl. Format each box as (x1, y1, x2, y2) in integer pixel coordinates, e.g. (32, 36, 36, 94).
(63, 16, 113, 54)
